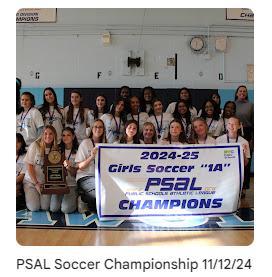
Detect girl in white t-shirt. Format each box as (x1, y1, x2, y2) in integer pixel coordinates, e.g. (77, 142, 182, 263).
(173, 99, 192, 138)
(161, 119, 187, 145)
(219, 101, 236, 135)
(100, 96, 126, 143)
(166, 87, 197, 120)
(93, 94, 109, 119)
(75, 119, 107, 213)
(114, 119, 144, 144)
(216, 116, 250, 198)
(23, 125, 59, 211)
(16, 92, 44, 147)
(127, 96, 149, 133)
(148, 98, 173, 143)
(188, 117, 216, 145)
(37, 87, 64, 144)
(200, 99, 223, 138)
(64, 90, 94, 144)
(141, 122, 157, 144)
(50, 127, 79, 214)
(16, 133, 27, 198)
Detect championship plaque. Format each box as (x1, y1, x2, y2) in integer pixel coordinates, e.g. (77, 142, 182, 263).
(42, 150, 69, 194)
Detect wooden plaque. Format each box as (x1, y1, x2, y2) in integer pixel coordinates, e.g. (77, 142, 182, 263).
(42, 150, 69, 195)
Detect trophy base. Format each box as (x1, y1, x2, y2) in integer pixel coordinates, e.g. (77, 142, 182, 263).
(41, 184, 70, 195)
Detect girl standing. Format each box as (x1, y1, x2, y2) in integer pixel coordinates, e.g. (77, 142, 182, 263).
(23, 125, 58, 211)
(148, 98, 173, 143)
(75, 119, 107, 213)
(64, 89, 94, 144)
(166, 87, 197, 120)
(37, 87, 64, 144)
(93, 94, 109, 119)
(127, 96, 149, 132)
(115, 119, 144, 144)
(16, 92, 44, 147)
(50, 127, 79, 213)
(219, 101, 236, 135)
(188, 117, 216, 145)
(161, 119, 187, 145)
(141, 122, 157, 144)
(234, 85, 254, 195)
(139, 86, 157, 114)
(16, 133, 27, 198)
(173, 99, 192, 137)
(200, 99, 223, 138)
(100, 96, 126, 143)
(216, 116, 250, 198)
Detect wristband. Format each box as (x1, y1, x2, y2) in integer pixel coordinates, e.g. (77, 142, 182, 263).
(35, 181, 39, 185)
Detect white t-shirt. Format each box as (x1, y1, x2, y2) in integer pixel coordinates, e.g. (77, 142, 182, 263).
(16, 108, 44, 146)
(216, 134, 250, 158)
(37, 105, 64, 144)
(64, 107, 94, 144)
(127, 112, 149, 132)
(24, 142, 54, 184)
(75, 138, 96, 181)
(100, 113, 125, 143)
(147, 113, 173, 143)
(165, 102, 197, 120)
(16, 153, 26, 177)
(64, 150, 78, 187)
(160, 141, 184, 145)
(113, 139, 145, 144)
(197, 136, 216, 145)
(205, 118, 223, 137)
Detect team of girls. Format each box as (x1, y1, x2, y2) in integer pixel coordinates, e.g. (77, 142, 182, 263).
(17, 85, 253, 205)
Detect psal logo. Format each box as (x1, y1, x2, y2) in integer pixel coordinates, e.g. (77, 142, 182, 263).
(224, 149, 235, 159)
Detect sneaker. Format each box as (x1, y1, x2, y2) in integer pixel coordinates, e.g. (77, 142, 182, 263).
(77, 196, 89, 213)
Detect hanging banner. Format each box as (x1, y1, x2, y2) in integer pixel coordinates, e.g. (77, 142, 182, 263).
(226, 8, 254, 21)
(16, 8, 57, 23)
(95, 144, 244, 221)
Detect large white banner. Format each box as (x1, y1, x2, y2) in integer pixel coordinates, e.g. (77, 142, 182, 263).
(95, 144, 244, 221)
(16, 8, 57, 23)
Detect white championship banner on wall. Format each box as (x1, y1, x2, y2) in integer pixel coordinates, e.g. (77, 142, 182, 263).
(95, 144, 244, 221)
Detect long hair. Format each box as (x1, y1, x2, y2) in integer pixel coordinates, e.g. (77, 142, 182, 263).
(223, 101, 236, 118)
(94, 94, 109, 119)
(110, 96, 127, 123)
(20, 91, 35, 108)
(139, 86, 156, 113)
(120, 119, 140, 144)
(66, 89, 85, 124)
(140, 122, 157, 144)
(210, 92, 221, 108)
(187, 117, 209, 144)
(58, 127, 79, 154)
(235, 85, 248, 100)
(88, 119, 107, 143)
(35, 125, 59, 157)
(201, 99, 220, 121)
(16, 133, 27, 156)
(173, 99, 191, 125)
(179, 87, 193, 108)
(149, 98, 163, 116)
(227, 116, 243, 137)
(166, 119, 187, 143)
(38, 87, 63, 121)
(16, 78, 23, 115)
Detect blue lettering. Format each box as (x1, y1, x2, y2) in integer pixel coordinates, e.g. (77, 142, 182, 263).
(109, 164, 117, 172)
(146, 164, 156, 173)
(145, 178, 161, 191)
(211, 198, 223, 208)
